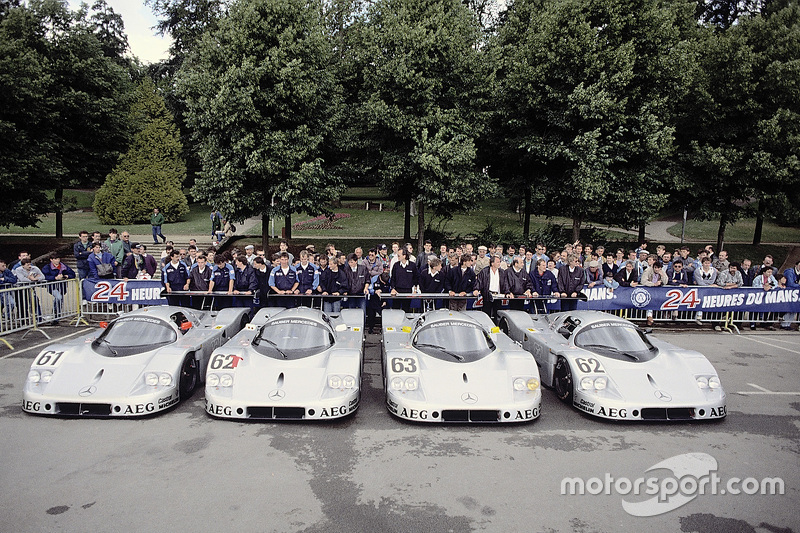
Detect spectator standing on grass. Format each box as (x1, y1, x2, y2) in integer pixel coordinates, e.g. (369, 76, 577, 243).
(74, 231, 92, 279)
(211, 209, 222, 240)
(150, 208, 166, 244)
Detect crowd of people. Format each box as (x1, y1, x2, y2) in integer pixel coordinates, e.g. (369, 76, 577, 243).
(2, 232, 798, 333)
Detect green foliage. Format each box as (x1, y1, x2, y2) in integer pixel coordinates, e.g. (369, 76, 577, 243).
(0, 0, 132, 229)
(93, 78, 189, 225)
(177, 0, 346, 226)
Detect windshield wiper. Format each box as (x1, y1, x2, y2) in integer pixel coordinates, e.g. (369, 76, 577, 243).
(580, 344, 639, 361)
(256, 336, 288, 359)
(98, 337, 118, 356)
(415, 343, 464, 362)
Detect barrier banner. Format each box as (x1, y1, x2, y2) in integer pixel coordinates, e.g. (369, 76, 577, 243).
(576, 286, 800, 313)
(82, 279, 167, 305)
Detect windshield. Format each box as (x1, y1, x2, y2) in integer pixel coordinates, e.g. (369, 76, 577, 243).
(574, 322, 658, 362)
(93, 316, 177, 357)
(412, 321, 495, 363)
(252, 318, 334, 360)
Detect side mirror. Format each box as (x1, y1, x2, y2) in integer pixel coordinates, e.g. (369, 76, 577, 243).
(99, 321, 108, 329)
(181, 321, 193, 331)
(335, 324, 347, 332)
(643, 327, 653, 335)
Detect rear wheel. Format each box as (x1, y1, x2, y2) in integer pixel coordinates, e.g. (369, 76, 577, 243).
(179, 354, 199, 400)
(553, 357, 573, 403)
(499, 317, 510, 335)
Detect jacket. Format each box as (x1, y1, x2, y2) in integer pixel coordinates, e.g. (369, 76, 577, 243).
(150, 212, 165, 226)
(444, 266, 475, 294)
(73, 240, 92, 271)
(234, 265, 258, 293)
(615, 268, 639, 287)
(557, 265, 586, 294)
(87, 252, 117, 280)
(501, 267, 531, 296)
(344, 263, 370, 294)
(42, 263, 75, 282)
(640, 267, 667, 287)
(419, 269, 445, 294)
(531, 268, 557, 296)
(318, 267, 348, 296)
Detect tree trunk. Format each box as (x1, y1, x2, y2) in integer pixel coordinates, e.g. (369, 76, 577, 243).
(284, 213, 292, 240)
(404, 200, 412, 242)
(55, 186, 63, 238)
(523, 186, 531, 242)
(417, 201, 425, 255)
(572, 214, 582, 243)
(638, 221, 646, 244)
(261, 215, 270, 251)
(753, 201, 764, 245)
(716, 211, 728, 253)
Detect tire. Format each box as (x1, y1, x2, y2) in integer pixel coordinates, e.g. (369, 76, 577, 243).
(179, 354, 199, 400)
(553, 356, 573, 403)
(499, 317, 510, 336)
(239, 314, 249, 331)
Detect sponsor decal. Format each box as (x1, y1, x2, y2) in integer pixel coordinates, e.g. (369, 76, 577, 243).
(596, 406, 627, 418)
(399, 407, 428, 420)
(268, 318, 320, 328)
(22, 400, 41, 412)
(210, 354, 243, 370)
(205, 399, 232, 416)
(124, 402, 155, 414)
(35, 350, 65, 367)
(514, 407, 539, 420)
(319, 405, 348, 417)
(630, 288, 652, 308)
(116, 316, 163, 325)
(710, 405, 726, 417)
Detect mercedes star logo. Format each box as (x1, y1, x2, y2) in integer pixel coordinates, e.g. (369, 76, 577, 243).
(461, 392, 478, 404)
(79, 386, 96, 397)
(268, 389, 285, 401)
(654, 390, 672, 402)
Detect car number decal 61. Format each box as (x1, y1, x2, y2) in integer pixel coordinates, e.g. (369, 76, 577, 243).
(575, 357, 604, 373)
(35, 350, 65, 367)
(391, 357, 418, 373)
(210, 354, 243, 370)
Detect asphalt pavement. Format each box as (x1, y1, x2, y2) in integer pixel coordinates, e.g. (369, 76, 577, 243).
(0, 324, 798, 533)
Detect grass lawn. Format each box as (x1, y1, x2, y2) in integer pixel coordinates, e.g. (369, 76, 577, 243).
(2, 202, 218, 238)
(666, 218, 800, 243)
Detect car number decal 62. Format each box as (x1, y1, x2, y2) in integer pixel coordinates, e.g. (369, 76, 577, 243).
(210, 354, 243, 370)
(35, 350, 65, 367)
(575, 357, 604, 373)
(391, 357, 418, 373)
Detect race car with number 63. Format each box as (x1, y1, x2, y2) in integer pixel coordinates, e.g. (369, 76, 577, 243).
(22, 306, 250, 417)
(497, 310, 727, 421)
(204, 307, 364, 420)
(381, 309, 541, 423)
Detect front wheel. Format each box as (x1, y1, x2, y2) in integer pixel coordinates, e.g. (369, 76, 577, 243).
(553, 357, 573, 403)
(179, 354, 199, 400)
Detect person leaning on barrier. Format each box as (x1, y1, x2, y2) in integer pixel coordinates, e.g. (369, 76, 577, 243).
(390, 247, 418, 311)
(445, 253, 475, 312)
(474, 255, 504, 319)
(739, 258, 756, 287)
(233, 256, 258, 314)
(666, 259, 689, 287)
(188, 254, 213, 291)
(269, 251, 299, 308)
(41, 254, 75, 322)
(557, 254, 586, 312)
(501, 256, 532, 311)
(87, 242, 116, 280)
(318, 254, 348, 314)
(344, 253, 370, 311)
(0, 259, 17, 322)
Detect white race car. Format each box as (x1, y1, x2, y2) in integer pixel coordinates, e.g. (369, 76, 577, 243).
(381, 309, 541, 423)
(22, 306, 250, 417)
(204, 307, 364, 420)
(497, 310, 727, 421)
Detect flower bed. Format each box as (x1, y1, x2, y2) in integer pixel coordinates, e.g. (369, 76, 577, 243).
(292, 213, 351, 231)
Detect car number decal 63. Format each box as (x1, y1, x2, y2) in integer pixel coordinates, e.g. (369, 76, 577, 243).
(391, 357, 418, 373)
(210, 354, 243, 370)
(575, 357, 604, 373)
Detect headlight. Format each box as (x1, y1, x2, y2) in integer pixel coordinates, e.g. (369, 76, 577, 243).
(343, 375, 356, 389)
(594, 377, 607, 390)
(580, 377, 594, 390)
(40, 370, 53, 383)
(513, 378, 527, 391)
(697, 376, 709, 389)
(159, 373, 172, 386)
(27, 370, 40, 383)
(390, 377, 403, 390)
(527, 378, 539, 391)
(328, 375, 342, 389)
(145, 373, 158, 386)
(207, 373, 219, 387)
(708, 376, 721, 389)
(219, 374, 233, 387)
(405, 377, 418, 391)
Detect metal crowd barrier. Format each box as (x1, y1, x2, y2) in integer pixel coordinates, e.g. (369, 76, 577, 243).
(161, 291, 368, 312)
(0, 278, 83, 348)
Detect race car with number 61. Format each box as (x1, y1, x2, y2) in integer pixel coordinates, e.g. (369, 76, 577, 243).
(204, 307, 364, 420)
(22, 306, 250, 417)
(497, 310, 727, 421)
(381, 309, 541, 423)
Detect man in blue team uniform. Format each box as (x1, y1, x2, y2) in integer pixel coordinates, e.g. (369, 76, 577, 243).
(269, 252, 299, 308)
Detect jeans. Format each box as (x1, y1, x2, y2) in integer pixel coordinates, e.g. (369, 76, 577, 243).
(323, 299, 341, 314)
(152, 225, 165, 243)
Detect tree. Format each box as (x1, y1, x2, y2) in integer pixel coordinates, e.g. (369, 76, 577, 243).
(354, 0, 496, 250)
(493, 0, 691, 242)
(0, 0, 131, 234)
(93, 78, 189, 225)
(177, 0, 345, 250)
